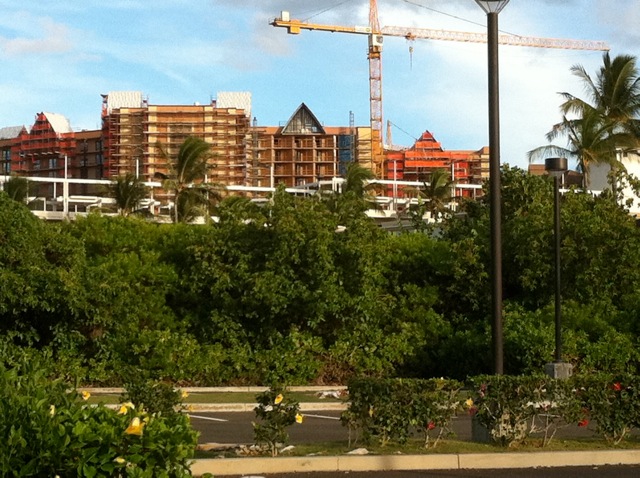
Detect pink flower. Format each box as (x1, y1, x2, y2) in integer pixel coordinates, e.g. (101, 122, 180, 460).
(427, 421, 436, 430)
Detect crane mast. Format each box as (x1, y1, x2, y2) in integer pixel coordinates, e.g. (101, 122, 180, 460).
(368, 0, 383, 174)
(271, 2, 610, 173)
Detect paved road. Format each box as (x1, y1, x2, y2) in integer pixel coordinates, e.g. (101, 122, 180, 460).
(190, 411, 349, 445)
(219, 466, 640, 478)
(188, 410, 597, 445)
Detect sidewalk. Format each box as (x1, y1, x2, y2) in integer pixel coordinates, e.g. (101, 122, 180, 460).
(191, 450, 640, 476)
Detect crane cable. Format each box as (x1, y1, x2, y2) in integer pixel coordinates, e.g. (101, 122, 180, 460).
(298, 0, 358, 22)
(400, 0, 523, 37)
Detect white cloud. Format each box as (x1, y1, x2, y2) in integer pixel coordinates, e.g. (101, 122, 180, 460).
(0, 15, 73, 56)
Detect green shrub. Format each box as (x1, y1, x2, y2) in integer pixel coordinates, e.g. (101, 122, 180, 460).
(0, 357, 198, 477)
(576, 373, 640, 444)
(253, 330, 323, 385)
(253, 387, 302, 456)
(578, 331, 640, 375)
(121, 378, 184, 416)
(344, 378, 462, 448)
(468, 375, 582, 447)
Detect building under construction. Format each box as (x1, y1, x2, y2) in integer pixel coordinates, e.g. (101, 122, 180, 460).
(101, 91, 251, 187)
(1, 91, 488, 209)
(0, 113, 104, 197)
(385, 131, 489, 198)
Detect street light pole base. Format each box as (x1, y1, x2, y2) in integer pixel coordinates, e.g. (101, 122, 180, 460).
(545, 361, 573, 379)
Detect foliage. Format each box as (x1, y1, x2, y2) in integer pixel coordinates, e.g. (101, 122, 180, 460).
(418, 168, 456, 218)
(576, 373, 640, 444)
(469, 375, 583, 447)
(0, 355, 198, 477)
(252, 388, 302, 456)
(107, 173, 150, 216)
(4, 164, 640, 384)
(0, 193, 87, 344)
(528, 52, 640, 186)
(121, 377, 184, 416)
(2, 176, 29, 203)
(155, 136, 221, 223)
(252, 330, 323, 386)
(343, 378, 463, 448)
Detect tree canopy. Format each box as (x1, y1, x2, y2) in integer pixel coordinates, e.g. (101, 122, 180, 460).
(3, 164, 640, 384)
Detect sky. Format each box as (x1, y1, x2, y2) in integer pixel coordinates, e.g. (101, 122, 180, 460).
(0, 0, 637, 170)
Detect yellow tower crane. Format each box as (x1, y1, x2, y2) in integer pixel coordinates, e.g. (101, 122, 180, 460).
(271, 0, 609, 175)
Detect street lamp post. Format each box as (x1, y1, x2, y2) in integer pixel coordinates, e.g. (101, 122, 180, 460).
(475, 0, 509, 375)
(544, 157, 573, 379)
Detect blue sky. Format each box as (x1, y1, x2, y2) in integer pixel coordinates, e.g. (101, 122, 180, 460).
(0, 0, 636, 169)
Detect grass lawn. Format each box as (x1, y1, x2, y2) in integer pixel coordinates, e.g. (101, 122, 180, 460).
(195, 435, 640, 459)
(85, 390, 343, 405)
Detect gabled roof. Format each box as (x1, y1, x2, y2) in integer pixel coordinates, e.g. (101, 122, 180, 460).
(42, 112, 72, 134)
(282, 103, 325, 135)
(0, 125, 24, 140)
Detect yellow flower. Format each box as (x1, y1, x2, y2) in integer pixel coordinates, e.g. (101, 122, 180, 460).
(124, 417, 144, 436)
(295, 413, 303, 424)
(274, 394, 284, 405)
(81, 391, 91, 401)
(118, 401, 135, 415)
(369, 406, 374, 417)
(49, 405, 56, 417)
(114, 457, 126, 464)
(181, 390, 189, 399)
(465, 398, 474, 408)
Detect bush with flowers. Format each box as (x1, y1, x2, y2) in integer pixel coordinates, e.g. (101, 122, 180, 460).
(469, 375, 583, 447)
(252, 387, 303, 456)
(576, 373, 640, 444)
(468, 374, 640, 447)
(343, 378, 463, 448)
(0, 356, 198, 477)
(120, 377, 184, 416)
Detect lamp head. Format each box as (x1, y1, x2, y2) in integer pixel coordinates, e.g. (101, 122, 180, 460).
(475, 0, 510, 14)
(545, 157, 568, 178)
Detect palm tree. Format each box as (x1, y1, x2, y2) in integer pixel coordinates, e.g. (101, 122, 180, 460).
(342, 161, 376, 198)
(107, 173, 149, 216)
(2, 176, 29, 203)
(323, 161, 382, 222)
(559, 53, 640, 135)
(155, 136, 221, 223)
(420, 168, 456, 218)
(528, 108, 637, 187)
(529, 53, 640, 187)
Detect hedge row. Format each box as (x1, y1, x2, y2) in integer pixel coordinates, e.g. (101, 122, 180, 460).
(345, 374, 640, 447)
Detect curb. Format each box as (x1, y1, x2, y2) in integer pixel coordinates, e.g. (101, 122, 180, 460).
(101, 402, 346, 412)
(80, 386, 347, 394)
(187, 402, 347, 412)
(190, 449, 640, 476)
